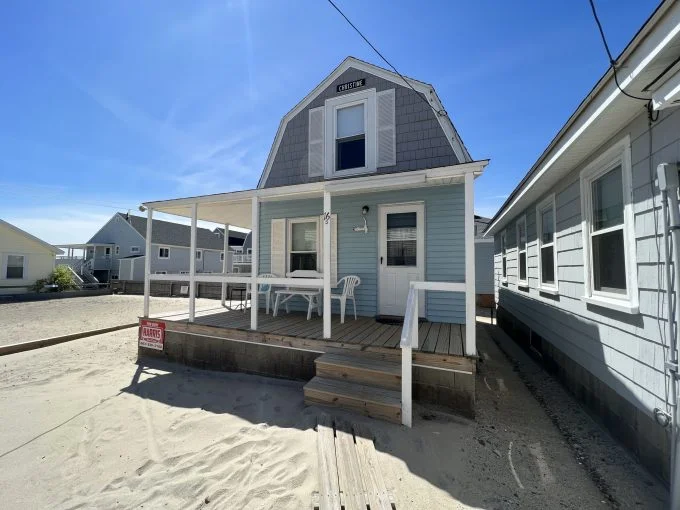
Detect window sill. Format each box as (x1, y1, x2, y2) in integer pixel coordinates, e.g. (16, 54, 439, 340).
(537, 286, 559, 296)
(517, 282, 529, 290)
(582, 296, 639, 315)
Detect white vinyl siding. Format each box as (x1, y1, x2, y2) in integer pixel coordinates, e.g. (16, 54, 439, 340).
(308, 106, 325, 177)
(377, 88, 396, 167)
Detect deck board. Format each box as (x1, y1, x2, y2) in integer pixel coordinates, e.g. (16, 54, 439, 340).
(180, 308, 466, 356)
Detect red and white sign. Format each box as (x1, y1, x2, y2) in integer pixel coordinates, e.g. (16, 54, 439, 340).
(139, 320, 165, 350)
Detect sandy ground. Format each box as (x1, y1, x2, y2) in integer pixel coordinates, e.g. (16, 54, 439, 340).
(0, 321, 640, 509)
(0, 295, 225, 346)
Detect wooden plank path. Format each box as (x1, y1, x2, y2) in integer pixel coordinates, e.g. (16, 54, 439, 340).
(314, 414, 393, 510)
(188, 309, 466, 356)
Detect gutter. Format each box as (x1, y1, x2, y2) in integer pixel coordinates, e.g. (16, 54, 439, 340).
(484, 0, 671, 237)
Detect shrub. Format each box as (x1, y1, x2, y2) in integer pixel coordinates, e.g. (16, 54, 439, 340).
(32, 266, 78, 292)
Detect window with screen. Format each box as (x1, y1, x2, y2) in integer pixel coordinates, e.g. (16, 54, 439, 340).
(289, 220, 318, 271)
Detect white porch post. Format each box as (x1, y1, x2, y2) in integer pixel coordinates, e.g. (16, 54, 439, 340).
(189, 203, 198, 322)
(143, 208, 153, 318)
(323, 191, 332, 339)
(250, 196, 259, 331)
(221, 223, 230, 306)
(464, 172, 476, 356)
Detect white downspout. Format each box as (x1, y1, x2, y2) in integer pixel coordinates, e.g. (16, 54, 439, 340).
(658, 162, 680, 509)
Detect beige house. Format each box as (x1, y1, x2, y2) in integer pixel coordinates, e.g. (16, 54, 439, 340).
(0, 219, 62, 294)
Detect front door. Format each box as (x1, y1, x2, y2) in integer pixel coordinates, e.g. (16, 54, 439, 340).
(378, 203, 425, 317)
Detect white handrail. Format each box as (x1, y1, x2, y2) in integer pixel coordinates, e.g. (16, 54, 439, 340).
(400, 280, 467, 428)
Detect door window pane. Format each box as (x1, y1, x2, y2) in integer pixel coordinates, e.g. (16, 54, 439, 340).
(541, 246, 554, 284)
(541, 208, 554, 244)
(592, 229, 626, 293)
(291, 222, 316, 251)
(6, 255, 24, 279)
(387, 212, 417, 266)
(592, 166, 624, 231)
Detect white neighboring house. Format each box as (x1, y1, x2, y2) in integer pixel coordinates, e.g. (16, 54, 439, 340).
(0, 219, 62, 295)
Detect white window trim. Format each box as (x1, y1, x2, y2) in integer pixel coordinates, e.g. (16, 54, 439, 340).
(579, 135, 639, 314)
(158, 246, 170, 259)
(286, 216, 320, 274)
(536, 194, 559, 293)
(325, 88, 377, 179)
(195, 250, 202, 260)
(500, 231, 507, 283)
(5, 253, 26, 280)
(130, 246, 141, 254)
(114, 245, 120, 255)
(516, 215, 528, 287)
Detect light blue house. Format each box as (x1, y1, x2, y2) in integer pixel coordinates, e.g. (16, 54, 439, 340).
(139, 57, 488, 426)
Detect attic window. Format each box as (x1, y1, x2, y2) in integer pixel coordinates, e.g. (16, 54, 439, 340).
(336, 103, 365, 171)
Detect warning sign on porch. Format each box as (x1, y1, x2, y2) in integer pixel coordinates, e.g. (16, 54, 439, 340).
(139, 320, 165, 350)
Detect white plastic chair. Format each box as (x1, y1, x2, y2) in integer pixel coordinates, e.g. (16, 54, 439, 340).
(245, 273, 277, 314)
(330, 275, 361, 324)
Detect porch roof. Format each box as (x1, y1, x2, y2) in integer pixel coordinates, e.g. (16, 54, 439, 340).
(142, 160, 488, 228)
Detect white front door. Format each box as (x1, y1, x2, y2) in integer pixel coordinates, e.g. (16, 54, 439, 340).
(378, 203, 425, 317)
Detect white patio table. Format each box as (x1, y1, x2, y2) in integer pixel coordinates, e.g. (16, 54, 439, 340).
(272, 270, 323, 320)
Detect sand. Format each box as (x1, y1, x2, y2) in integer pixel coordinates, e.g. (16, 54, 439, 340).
(0, 295, 224, 346)
(0, 322, 623, 509)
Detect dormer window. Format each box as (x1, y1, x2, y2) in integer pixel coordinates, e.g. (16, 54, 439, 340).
(336, 103, 365, 171)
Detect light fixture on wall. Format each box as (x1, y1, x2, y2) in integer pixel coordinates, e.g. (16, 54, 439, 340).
(353, 205, 369, 233)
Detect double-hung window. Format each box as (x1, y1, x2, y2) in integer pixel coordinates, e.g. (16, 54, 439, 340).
(6, 255, 25, 279)
(336, 103, 365, 171)
(516, 216, 527, 286)
(580, 136, 638, 313)
(500, 232, 507, 281)
(288, 218, 318, 272)
(158, 247, 169, 259)
(537, 195, 557, 292)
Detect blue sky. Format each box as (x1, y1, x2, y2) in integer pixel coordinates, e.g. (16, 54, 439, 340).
(0, 0, 660, 243)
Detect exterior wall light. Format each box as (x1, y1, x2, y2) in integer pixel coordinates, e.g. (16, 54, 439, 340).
(353, 205, 369, 233)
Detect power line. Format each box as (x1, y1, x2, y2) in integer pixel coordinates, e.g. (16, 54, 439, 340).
(326, 0, 447, 117)
(587, 0, 650, 102)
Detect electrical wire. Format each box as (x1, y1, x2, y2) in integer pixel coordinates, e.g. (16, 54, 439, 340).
(587, 0, 650, 102)
(325, 0, 447, 117)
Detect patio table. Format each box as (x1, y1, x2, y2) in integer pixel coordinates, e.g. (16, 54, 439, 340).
(273, 288, 322, 320)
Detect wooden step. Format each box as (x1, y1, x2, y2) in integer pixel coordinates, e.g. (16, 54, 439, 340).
(304, 376, 401, 424)
(314, 353, 401, 390)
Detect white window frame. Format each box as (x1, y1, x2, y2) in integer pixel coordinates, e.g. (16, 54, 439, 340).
(536, 194, 559, 294)
(500, 231, 507, 283)
(579, 135, 638, 314)
(114, 245, 120, 255)
(286, 216, 320, 274)
(195, 250, 202, 260)
(515, 215, 528, 288)
(130, 246, 140, 254)
(158, 246, 170, 259)
(325, 88, 377, 179)
(5, 254, 26, 280)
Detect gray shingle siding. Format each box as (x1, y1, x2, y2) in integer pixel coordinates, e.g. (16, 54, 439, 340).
(263, 67, 459, 188)
(493, 106, 680, 481)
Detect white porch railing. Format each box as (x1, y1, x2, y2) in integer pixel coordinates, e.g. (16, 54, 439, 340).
(148, 272, 323, 288)
(399, 281, 467, 428)
(232, 253, 252, 264)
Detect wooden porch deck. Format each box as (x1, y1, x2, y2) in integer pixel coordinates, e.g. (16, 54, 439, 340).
(180, 307, 466, 356)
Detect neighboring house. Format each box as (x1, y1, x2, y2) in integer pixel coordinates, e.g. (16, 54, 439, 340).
(57, 212, 242, 282)
(485, 2, 680, 484)
(474, 215, 494, 305)
(212, 227, 248, 248)
(231, 232, 252, 273)
(0, 219, 62, 294)
(140, 56, 488, 425)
